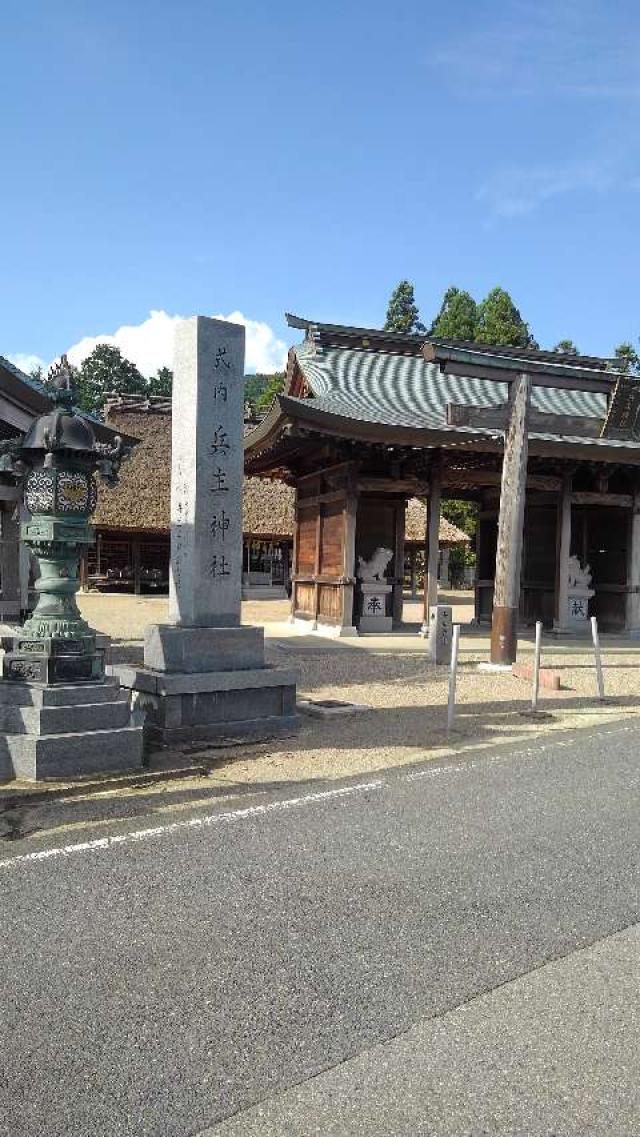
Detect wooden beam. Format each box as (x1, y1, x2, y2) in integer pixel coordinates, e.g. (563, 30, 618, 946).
(490, 373, 532, 664)
(570, 491, 632, 507)
(436, 358, 612, 394)
(443, 468, 561, 492)
(446, 401, 603, 439)
(359, 477, 428, 495)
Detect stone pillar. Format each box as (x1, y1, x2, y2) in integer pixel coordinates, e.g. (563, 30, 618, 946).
(170, 317, 244, 627)
(626, 485, 640, 635)
(490, 373, 531, 665)
(119, 317, 296, 744)
(554, 472, 572, 632)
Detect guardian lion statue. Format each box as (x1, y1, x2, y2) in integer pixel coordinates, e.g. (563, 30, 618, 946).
(357, 546, 393, 582)
(567, 554, 593, 591)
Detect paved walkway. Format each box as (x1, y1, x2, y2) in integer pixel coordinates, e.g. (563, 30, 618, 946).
(207, 923, 640, 1137)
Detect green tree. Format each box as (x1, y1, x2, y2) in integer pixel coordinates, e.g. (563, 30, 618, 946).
(148, 366, 173, 398)
(475, 287, 536, 349)
(612, 342, 640, 375)
(442, 499, 478, 584)
(60, 345, 146, 415)
(428, 287, 478, 340)
(256, 371, 285, 410)
(29, 364, 44, 383)
(553, 339, 579, 354)
(384, 280, 425, 334)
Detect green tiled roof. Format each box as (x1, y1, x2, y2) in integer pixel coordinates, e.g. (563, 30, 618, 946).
(294, 344, 607, 432)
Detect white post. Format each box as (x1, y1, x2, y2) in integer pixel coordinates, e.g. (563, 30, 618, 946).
(591, 616, 605, 700)
(447, 624, 461, 733)
(532, 620, 542, 711)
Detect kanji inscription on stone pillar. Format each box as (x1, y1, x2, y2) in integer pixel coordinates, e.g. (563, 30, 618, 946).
(170, 317, 245, 627)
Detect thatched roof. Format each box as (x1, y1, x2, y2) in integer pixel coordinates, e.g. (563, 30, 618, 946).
(93, 404, 172, 533)
(405, 498, 471, 547)
(94, 401, 469, 547)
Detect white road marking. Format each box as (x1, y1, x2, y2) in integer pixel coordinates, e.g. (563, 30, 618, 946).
(2, 721, 636, 873)
(0, 780, 384, 871)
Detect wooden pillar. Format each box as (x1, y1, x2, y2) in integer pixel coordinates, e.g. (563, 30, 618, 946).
(290, 493, 299, 620)
(626, 484, 640, 633)
(341, 491, 358, 631)
(393, 499, 405, 625)
(554, 472, 572, 631)
(490, 373, 532, 664)
(313, 504, 322, 627)
(132, 537, 142, 596)
(422, 457, 442, 630)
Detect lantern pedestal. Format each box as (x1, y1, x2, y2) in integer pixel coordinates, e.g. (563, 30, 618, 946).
(0, 678, 144, 781)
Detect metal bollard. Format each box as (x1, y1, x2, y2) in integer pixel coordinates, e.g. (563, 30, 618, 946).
(532, 620, 542, 712)
(591, 616, 605, 700)
(447, 624, 461, 733)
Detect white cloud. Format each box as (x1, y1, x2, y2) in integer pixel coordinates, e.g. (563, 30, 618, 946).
(5, 352, 47, 376)
(63, 309, 287, 376)
(427, 2, 640, 100)
(477, 159, 614, 217)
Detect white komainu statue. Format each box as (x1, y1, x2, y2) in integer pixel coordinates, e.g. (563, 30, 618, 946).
(567, 555, 593, 592)
(357, 546, 393, 582)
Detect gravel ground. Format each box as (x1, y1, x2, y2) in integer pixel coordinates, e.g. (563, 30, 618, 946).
(74, 591, 640, 789)
(2, 591, 639, 839)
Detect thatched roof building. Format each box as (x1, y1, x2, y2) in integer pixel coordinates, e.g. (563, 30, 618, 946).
(94, 397, 469, 546)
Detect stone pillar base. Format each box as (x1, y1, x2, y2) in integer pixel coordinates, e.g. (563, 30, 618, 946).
(118, 622, 298, 747)
(116, 664, 297, 746)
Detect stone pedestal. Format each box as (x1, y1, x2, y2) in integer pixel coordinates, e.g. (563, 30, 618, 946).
(359, 581, 392, 632)
(425, 604, 453, 664)
(0, 678, 143, 781)
(119, 316, 297, 745)
(567, 589, 594, 631)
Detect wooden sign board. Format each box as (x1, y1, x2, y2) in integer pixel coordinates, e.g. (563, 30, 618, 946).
(601, 376, 640, 440)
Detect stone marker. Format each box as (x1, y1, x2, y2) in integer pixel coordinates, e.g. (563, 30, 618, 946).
(357, 547, 393, 633)
(118, 316, 296, 744)
(426, 604, 453, 664)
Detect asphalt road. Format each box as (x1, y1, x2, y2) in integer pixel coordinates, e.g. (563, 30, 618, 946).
(2, 720, 640, 1137)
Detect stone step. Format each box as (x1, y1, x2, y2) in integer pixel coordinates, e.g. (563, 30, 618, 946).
(0, 678, 122, 708)
(2, 719, 145, 780)
(0, 695, 131, 735)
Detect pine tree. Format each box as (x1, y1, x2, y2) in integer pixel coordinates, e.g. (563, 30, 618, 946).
(428, 287, 477, 340)
(475, 287, 536, 349)
(384, 281, 425, 334)
(612, 342, 640, 374)
(553, 339, 579, 354)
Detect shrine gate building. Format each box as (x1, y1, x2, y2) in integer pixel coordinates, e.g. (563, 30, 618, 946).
(244, 314, 640, 663)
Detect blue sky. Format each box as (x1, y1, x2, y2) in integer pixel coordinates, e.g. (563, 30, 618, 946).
(2, 0, 639, 374)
